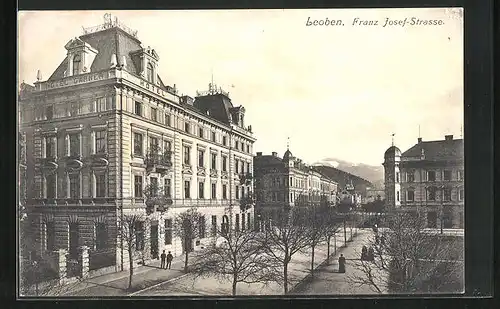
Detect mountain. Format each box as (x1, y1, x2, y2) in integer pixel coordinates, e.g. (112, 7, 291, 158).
(313, 165, 373, 195)
(313, 158, 385, 189)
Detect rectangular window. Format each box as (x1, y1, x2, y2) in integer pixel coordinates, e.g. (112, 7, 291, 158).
(459, 188, 464, 201)
(46, 174, 56, 199)
(198, 182, 204, 199)
(183, 146, 191, 165)
(246, 144, 250, 153)
(222, 184, 227, 199)
(134, 133, 143, 156)
(151, 107, 157, 122)
(68, 134, 80, 157)
(68, 102, 80, 117)
(222, 136, 227, 146)
(149, 177, 158, 197)
(222, 156, 227, 172)
(236, 186, 240, 199)
(247, 213, 251, 230)
(95, 130, 106, 153)
(240, 162, 245, 174)
(45, 137, 55, 158)
(164, 140, 172, 152)
(164, 219, 173, 245)
(235, 214, 240, 231)
(211, 132, 216, 142)
(134, 175, 143, 198)
(407, 172, 414, 183)
(184, 180, 191, 199)
(211, 153, 217, 170)
(95, 174, 106, 197)
(198, 216, 206, 238)
(458, 170, 464, 181)
(69, 173, 80, 199)
(211, 183, 216, 199)
(45, 105, 54, 120)
(427, 171, 436, 182)
(443, 170, 452, 181)
(198, 150, 204, 167)
(164, 179, 172, 198)
(150, 137, 159, 153)
(428, 188, 436, 201)
(95, 223, 108, 250)
(443, 188, 451, 201)
(407, 190, 414, 202)
(198, 127, 204, 138)
(46, 222, 56, 251)
(235, 160, 239, 174)
(211, 216, 217, 236)
(184, 122, 190, 134)
(242, 213, 246, 231)
(246, 162, 250, 174)
(165, 114, 171, 127)
(134, 221, 144, 251)
(134, 101, 142, 116)
(96, 97, 107, 112)
(241, 186, 245, 198)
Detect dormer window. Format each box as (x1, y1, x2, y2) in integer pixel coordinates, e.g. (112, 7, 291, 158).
(147, 62, 154, 83)
(73, 54, 81, 76)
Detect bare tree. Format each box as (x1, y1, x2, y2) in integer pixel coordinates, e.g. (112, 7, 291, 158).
(322, 207, 342, 265)
(259, 207, 311, 294)
(190, 226, 282, 295)
(348, 211, 464, 294)
(303, 206, 328, 277)
(173, 208, 203, 273)
(120, 213, 148, 290)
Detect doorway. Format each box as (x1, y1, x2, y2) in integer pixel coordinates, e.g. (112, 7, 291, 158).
(150, 221, 159, 259)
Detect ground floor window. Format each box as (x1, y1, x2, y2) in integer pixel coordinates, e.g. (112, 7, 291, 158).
(164, 219, 173, 245)
(427, 212, 437, 228)
(134, 221, 145, 251)
(45, 222, 56, 251)
(95, 223, 108, 250)
(211, 216, 217, 236)
(442, 210, 453, 228)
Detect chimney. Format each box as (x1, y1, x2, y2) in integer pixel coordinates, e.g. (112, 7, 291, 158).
(271, 152, 278, 157)
(121, 55, 127, 69)
(36, 70, 42, 81)
(445, 135, 453, 141)
(418, 137, 422, 143)
(256, 152, 262, 156)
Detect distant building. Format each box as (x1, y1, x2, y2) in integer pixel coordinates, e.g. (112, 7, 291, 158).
(18, 14, 256, 275)
(362, 189, 385, 204)
(253, 149, 338, 227)
(383, 135, 464, 229)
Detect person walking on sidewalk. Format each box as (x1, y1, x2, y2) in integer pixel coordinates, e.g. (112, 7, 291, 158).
(160, 250, 167, 269)
(166, 251, 173, 269)
(338, 254, 346, 273)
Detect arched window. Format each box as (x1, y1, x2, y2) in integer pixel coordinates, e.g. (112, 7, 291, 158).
(73, 54, 81, 76)
(147, 62, 154, 82)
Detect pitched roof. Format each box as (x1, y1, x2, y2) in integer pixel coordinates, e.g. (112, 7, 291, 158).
(402, 139, 463, 161)
(254, 155, 283, 166)
(194, 94, 234, 124)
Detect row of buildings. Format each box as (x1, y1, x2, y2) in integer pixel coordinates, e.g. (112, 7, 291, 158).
(17, 15, 343, 278)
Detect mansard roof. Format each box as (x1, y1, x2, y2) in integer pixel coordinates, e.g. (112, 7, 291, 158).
(402, 139, 463, 161)
(194, 94, 235, 124)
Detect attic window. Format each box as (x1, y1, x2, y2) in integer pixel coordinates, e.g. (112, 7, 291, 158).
(147, 62, 154, 83)
(73, 54, 81, 76)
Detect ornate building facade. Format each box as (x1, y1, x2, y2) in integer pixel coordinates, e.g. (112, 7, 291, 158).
(383, 135, 464, 229)
(18, 15, 256, 274)
(253, 149, 338, 226)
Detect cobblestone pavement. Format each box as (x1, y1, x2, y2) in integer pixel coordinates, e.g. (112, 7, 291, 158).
(134, 229, 364, 296)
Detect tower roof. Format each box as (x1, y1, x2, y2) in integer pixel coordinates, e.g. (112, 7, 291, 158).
(384, 145, 401, 159)
(283, 149, 293, 161)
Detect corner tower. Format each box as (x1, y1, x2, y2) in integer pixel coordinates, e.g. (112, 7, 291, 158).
(383, 145, 401, 209)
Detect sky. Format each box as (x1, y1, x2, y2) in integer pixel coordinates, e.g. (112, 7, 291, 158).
(18, 8, 463, 166)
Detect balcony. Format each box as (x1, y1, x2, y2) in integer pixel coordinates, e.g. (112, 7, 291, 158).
(145, 152, 172, 174)
(26, 198, 116, 206)
(240, 194, 255, 212)
(239, 173, 253, 185)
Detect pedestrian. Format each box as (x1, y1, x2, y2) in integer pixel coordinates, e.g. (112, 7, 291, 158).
(361, 245, 368, 261)
(338, 254, 346, 273)
(373, 224, 378, 234)
(166, 251, 173, 269)
(160, 250, 166, 269)
(368, 246, 375, 261)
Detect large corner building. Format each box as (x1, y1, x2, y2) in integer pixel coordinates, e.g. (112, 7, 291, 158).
(18, 15, 256, 274)
(383, 135, 464, 229)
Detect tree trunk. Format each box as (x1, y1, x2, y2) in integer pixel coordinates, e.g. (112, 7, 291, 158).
(128, 246, 134, 289)
(232, 274, 238, 296)
(326, 236, 331, 265)
(283, 261, 288, 294)
(184, 250, 189, 273)
(343, 219, 347, 245)
(310, 244, 315, 276)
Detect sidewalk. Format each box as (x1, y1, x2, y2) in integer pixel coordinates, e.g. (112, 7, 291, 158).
(62, 257, 187, 296)
(135, 228, 365, 296)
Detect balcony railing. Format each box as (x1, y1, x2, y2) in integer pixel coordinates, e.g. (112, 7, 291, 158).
(145, 152, 172, 169)
(239, 173, 253, 185)
(133, 198, 238, 208)
(27, 198, 116, 206)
